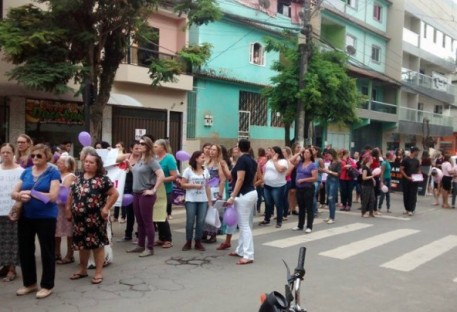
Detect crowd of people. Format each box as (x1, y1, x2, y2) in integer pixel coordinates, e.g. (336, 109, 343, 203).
(1, 133, 456, 300)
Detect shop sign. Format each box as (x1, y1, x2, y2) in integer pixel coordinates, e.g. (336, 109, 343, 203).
(25, 98, 84, 125)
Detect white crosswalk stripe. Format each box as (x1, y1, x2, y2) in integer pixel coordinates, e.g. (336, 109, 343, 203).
(319, 229, 420, 259)
(380, 235, 457, 272)
(263, 223, 373, 248)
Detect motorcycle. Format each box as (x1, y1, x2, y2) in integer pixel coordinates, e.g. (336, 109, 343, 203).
(258, 246, 307, 312)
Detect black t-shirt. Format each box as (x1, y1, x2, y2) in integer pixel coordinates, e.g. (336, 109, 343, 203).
(400, 156, 420, 178)
(231, 154, 257, 196)
(361, 165, 373, 187)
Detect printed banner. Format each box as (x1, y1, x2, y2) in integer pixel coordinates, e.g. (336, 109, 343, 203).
(105, 163, 128, 207)
(0, 168, 24, 216)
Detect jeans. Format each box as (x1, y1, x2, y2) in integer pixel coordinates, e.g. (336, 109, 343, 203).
(326, 178, 338, 220)
(283, 181, 292, 217)
(18, 218, 56, 289)
(133, 193, 157, 250)
(185, 201, 208, 241)
(312, 181, 321, 215)
(296, 185, 315, 229)
(339, 179, 354, 208)
(256, 186, 264, 212)
(263, 184, 286, 224)
(234, 190, 257, 260)
(402, 179, 418, 212)
(378, 178, 391, 210)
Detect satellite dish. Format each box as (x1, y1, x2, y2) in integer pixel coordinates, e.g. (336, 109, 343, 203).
(259, 0, 271, 9)
(346, 45, 356, 55)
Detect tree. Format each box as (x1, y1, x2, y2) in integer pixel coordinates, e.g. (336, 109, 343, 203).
(263, 34, 364, 146)
(0, 0, 221, 142)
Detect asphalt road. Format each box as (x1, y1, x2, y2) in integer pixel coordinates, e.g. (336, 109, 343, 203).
(1, 192, 457, 312)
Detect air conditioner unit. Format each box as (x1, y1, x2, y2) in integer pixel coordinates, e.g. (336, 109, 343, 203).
(346, 45, 356, 55)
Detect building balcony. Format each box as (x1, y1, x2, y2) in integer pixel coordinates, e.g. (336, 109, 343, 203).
(115, 46, 193, 91)
(403, 27, 419, 47)
(357, 100, 397, 122)
(401, 68, 455, 105)
(398, 106, 453, 136)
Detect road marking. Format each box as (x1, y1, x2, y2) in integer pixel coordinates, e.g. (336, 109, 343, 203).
(174, 218, 324, 241)
(334, 210, 411, 221)
(319, 229, 420, 259)
(380, 235, 457, 272)
(453, 277, 457, 283)
(263, 223, 373, 248)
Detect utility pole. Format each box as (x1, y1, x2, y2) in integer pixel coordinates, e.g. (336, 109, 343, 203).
(296, 0, 312, 147)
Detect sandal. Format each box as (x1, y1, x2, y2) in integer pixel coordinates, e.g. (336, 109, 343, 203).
(2, 271, 16, 282)
(70, 272, 88, 280)
(57, 256, 75, 265)
(161, 241, 173, 248)
(55, 255, 62, 262)
(153, 240, 164, 246)
(228, 252, 242, 257)
(216, 242, 231, 250)
(91, 277, 103, 284)
(236, 259, 254, 265)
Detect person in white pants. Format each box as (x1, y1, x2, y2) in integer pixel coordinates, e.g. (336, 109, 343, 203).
(225, 139, 258, 265)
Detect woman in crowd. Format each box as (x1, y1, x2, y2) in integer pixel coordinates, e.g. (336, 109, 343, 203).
(339, 149, 356, 211)
(15, 134, 33, 168)
(12, 144, 60, 299)
(94, 141, 110, 149)
(55, 155, 76, 264)
(352, 151, 361, 203)
(180, 151, 212, 251)
(67, 149, 118, 284)
(319, 152, 330, 209)
(292, 147, 317, 233)
(289, 143, 301, 214)
(451, 161, 457, 209)
(230, 146, 240, 166)
(259, 146, 288, 228)
(378, 152, 393, 213)
(153, 139, 177, 248)
(361, 154, 376, 218)
(0, 143, 24, 282)
(256, 147, 267, 214)
(440, 154, 454, 209)
(282, 146, 295, 221)
(113, 141, 127, 223)
(203, 144, 226, 244)
(322, 149, 340, 224)
(431, 167, 443, 206)
(371, 148, 382, 215)
(226, 139, 258, 265)
(126, 136, 164, 257)
(312, 146, 324, 217)
(202, 142, 212, 161)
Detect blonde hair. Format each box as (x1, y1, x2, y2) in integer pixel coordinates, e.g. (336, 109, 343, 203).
(141, 136, 154, 163)
(15, 134, 33, 159)
(59, 155, 76, 172)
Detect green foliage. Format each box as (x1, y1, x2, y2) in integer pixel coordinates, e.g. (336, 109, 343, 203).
(174, 0, 222, 26)
(148, 58, 182, 85)
(263, 34, 363, 130)
(178, 43, 212, 68)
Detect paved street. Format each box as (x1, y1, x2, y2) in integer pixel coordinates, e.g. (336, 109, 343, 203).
(2, 192, 457, 312)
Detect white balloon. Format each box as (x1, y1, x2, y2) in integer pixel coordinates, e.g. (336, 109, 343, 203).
(372, 168, 382, 176)
(381, 185, 389, 193)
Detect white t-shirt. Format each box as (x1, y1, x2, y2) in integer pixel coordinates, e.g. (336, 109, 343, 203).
(182, 167, 210, 202)
(264, 159, 288, 187)
(441, 161, 454, 177)
(431, 168, 443, 183)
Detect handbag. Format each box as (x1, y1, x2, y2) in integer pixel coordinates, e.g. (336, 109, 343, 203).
(205, 206, 221, 228)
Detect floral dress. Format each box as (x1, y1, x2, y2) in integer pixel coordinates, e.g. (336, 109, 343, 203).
(70, 174, 113, 250)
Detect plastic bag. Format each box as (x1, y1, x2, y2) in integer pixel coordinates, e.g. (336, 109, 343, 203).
(205, 206, 221, 228)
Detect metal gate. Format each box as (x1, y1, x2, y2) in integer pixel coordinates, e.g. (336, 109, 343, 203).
(112, 107, 182, 153)
(238, 110, 250, 139)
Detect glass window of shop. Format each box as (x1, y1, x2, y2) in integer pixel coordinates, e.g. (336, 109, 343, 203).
(25, 98, 85, 155)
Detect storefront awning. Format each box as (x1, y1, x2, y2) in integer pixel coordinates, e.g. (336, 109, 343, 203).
(108, 93, 143, 107)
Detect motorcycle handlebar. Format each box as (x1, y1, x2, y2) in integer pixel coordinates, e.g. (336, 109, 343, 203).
(295, 247, 306, 273)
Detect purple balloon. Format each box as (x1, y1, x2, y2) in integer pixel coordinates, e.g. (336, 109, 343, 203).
(223, 205, 238, 226)
(122, 194, 134, 206)
(176, 150, 191, 162)
(57, 186, 69, 204)
(78, 131, 92, 147)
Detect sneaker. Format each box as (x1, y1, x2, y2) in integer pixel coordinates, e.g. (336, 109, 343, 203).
(258, 220, 270, 226)
(327, 219, 335, 224)
(36, 288, 53, 299)
(292, 226, 303, 231)
(119, 218, 126, 224)
(126, 246, 145, 253)
(323, 218, 329, 222)
(305, 228, 312, 234)
(275, 224, 282, 228)
(403, 210, 408, 215)
(16, 285, 38, 296)
(138, 249, 154, 257)
(408, 211, 413, 216)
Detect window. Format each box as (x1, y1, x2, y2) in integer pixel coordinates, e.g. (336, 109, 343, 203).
(345, 0, 357, 9)
(434, 105, 443, 115)
(271, 111, 283, 128)
(239, 91, 267, 126)
(134, 27, 160, 66)
(346, 34, 356, 55)
(373, 4, 382, 22)
(371, 45, 381, 63)
(250, 42, 265, 66)
(277, 0, 291, 17)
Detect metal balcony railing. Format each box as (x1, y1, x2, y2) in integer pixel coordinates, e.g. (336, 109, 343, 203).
(124, 46, 177, 67)
(398, 106, 453, 128)
(401, 68, 457, 98)
(360, 100, 397, 114)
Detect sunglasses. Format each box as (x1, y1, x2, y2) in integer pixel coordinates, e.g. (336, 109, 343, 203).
(31, 153, 44, 159)
(17, 141, 27, 144)
(139, 142, 146, 146)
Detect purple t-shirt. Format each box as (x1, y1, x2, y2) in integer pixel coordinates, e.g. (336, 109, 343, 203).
(295, 161, 316, 188)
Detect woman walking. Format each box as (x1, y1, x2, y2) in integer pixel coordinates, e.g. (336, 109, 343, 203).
(0, 143, 24, 282)
(323, 149, 340, 224)
(180, 151, 212, 251)
(127, 136, 164, 256)
(67, 149, 118, 284)
(12, 144, 61, 299)
(225, 139, 258, 265)
(361, 155, 376, 218)
(292, 147, 317, 233)
(378, 152, 393, 212)
(55, 155, 76, 264)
